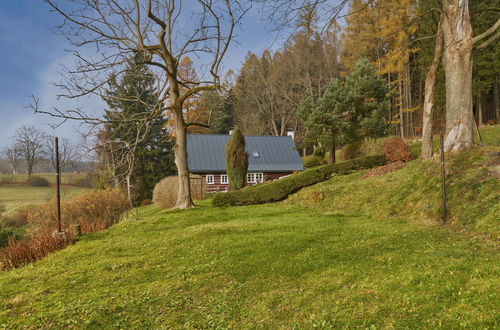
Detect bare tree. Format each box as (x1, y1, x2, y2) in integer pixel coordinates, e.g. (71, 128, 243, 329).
(3, 145, 23, 175)
(440, 0, 500, 152)
(421, 18, 444, 161)
(12, 126, 46, 178)
(36, 0, 250, 208)
(43, 136, 79, 171)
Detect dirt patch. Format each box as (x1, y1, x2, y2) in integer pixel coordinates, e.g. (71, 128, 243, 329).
(485, 152, 500, 179)
(363, 161, 406, 178)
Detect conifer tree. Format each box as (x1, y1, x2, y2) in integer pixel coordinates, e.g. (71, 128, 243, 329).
(225, 127, 248, 190)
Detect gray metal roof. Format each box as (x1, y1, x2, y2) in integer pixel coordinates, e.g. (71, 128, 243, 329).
(187, 134, 304, 173)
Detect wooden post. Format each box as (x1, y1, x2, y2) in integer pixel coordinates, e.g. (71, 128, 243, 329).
(439, 135, 447, 224)
(55, 137, 62, 234)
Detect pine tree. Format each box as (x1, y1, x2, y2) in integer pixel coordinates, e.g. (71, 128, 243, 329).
(101, 63, 176, 203)
(225, 126, 248, 190)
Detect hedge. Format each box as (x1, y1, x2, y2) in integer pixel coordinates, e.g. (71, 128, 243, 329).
(212, 155, 386, 207)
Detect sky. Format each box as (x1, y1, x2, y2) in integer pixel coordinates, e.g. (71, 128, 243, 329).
(0, 1, 279, 151)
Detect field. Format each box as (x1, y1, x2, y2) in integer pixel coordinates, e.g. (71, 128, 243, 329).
(0, 172, 88, 186)
(0, 184, 85, 215)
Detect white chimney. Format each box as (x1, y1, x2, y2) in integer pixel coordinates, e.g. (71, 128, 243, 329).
(287, 130, 294, 141)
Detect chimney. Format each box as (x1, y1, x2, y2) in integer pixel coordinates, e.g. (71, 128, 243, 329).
(287, 130, 294, 141)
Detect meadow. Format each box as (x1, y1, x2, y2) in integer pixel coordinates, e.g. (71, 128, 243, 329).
(0, 201, 498, 328)
(0, 184, 84, 215)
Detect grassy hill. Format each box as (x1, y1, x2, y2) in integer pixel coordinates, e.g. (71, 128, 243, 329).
(0, 127, 498, 328)
(0, 204, 498, 327)
(289, 146, 499, 238)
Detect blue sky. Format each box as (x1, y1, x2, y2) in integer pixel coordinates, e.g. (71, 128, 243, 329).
(0, 1, 277, 151)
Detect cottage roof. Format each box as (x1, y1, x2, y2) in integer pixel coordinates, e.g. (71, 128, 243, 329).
(187, 134, 304, 173)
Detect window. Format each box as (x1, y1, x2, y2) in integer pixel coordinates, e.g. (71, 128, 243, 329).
(252, 151, 260, 158)
(205, 175, 214, 184)
(221, 174, 228, 184)
(247, 173, 264, 184)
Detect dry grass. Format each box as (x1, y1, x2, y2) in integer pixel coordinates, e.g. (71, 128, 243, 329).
(0, 188, 130, 270)
(153, 175, 205, 208)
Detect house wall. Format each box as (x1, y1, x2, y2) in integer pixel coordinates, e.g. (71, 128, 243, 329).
(191, 172, 295, 193)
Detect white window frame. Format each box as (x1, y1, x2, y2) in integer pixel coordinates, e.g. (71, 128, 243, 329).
(205, 174, 214, 185)
(247, 172, 264, 184)
(221, 174, 228, 184)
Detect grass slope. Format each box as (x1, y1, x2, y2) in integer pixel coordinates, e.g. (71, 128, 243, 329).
(0, 202, 498, 328)
(289, 147, 499, 238)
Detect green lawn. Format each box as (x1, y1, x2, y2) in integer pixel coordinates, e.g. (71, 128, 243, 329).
(0, 202, 498, 328)
(0, 184, 85, 214)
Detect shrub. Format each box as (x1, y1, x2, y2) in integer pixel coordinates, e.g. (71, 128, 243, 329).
(313, 147, 325, 158)
(226, 126, 248, 190)
(3, 208, 31, 228)
(27, 176, 50, 187)
(302, 155, 327, 168)
(342, 142, 363, 160)
(153, 176, 178, 208)
(383, 137, 413, 162)
(140, 199, 152, 206)
(212, 155, 386, 207)
(0, 230, 22, 249)
(0, 188, 130, 270)
(27, 188, 130, 234)
(72, 172, 97, 188)
(153, 175, 205, 208)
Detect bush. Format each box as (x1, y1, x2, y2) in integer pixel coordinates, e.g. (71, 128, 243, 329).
(342, 142, 362, 160)
(27, 188, 130, 233)
(3, 208, 31, 228)
(72, 172, 97, 188)
(153, 175, 204, 208)
(383, 137, 413, 162)
(0, 230, 22, 249)
(313, 147, 325, 158)
(0, 188, 130, 270)
(212, 155, 386, 207)
(302, 155, 327, 168)
(27, 176, 50, 187)
(153, 176, 178, 208)
(140, 199, 152, 206)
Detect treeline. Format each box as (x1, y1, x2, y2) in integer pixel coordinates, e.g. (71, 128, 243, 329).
(91, 0, 499, 205)
(207, 0, 499, 144)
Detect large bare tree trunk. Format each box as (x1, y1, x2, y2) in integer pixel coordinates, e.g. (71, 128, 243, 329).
(172, 107, 194, 209)
(422, 20, 444, 160)
(441, 0, 474, 153)
(495, 75, 500, 123)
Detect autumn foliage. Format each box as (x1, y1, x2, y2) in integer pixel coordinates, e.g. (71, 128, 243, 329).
(383, 137, 413, 163)
(0, 188, 130, 270)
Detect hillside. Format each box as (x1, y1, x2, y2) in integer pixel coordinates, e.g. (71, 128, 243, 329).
(0, 128, 498, 328)
(289, 130, 500, 238)
(0, 206, 498, 327)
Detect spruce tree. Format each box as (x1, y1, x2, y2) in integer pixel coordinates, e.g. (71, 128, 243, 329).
(225, 126, 248, 190)
(101, 63, 176, 203)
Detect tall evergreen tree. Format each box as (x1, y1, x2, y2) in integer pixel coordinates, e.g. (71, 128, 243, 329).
(101, 63, 175, 204)
(225, 126, 248, 190)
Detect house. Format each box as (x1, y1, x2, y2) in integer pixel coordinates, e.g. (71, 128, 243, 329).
(187, 134, 304, 193)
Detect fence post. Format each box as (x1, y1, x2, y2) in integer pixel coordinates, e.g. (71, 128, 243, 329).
(439, 134, 447, 224)
(55, 137, 63, 235)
